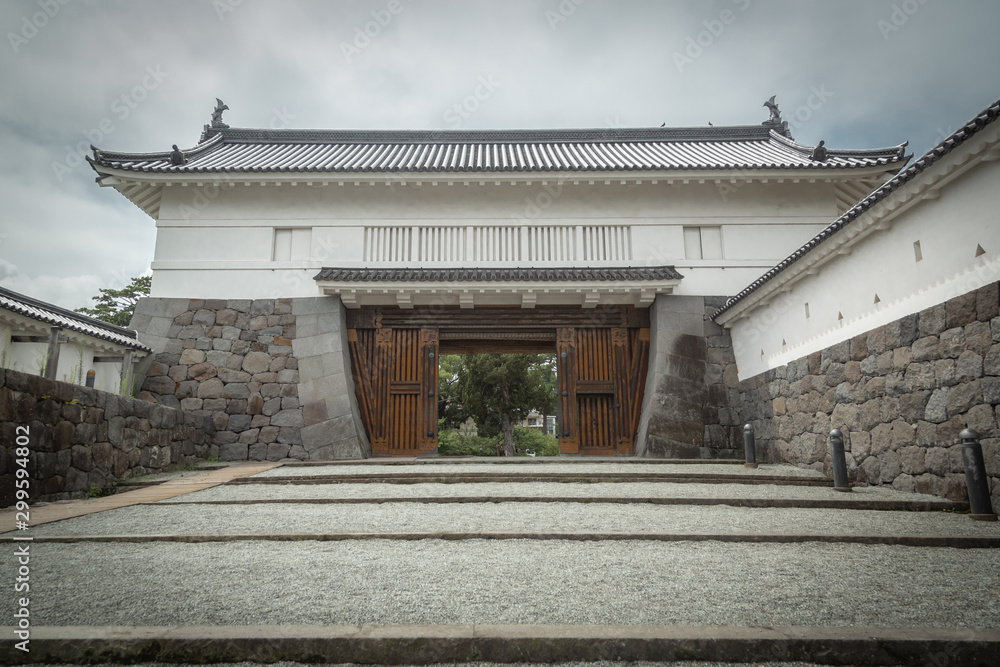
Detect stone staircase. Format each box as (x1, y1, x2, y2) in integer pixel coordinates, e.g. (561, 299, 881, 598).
(2, 458, 999, 665)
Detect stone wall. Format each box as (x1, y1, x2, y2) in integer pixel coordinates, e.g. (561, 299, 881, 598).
(0, 368, 214, 506)
(130, 296, 368, 461)
(131, 297, 304, 461)
(736, 282, 1000, 512)
(636, 295, 742, 459)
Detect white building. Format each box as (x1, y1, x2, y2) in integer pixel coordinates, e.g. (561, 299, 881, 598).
(86, 98, 912, 461)
(0, 286, 150, 393)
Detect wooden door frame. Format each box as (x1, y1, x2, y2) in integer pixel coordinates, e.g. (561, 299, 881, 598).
(347, 305, 649, 456)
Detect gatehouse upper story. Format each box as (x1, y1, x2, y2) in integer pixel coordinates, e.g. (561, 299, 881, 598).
(88, 99, 909, 306)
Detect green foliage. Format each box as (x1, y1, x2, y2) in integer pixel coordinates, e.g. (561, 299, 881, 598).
(512, 426, 559, 456)
(437, 354, 468, 430)
(437, 426, 558, 457)
(75, 275, 151, 327)
(437, 429, 499, 456)
(454, 353, 557, 456)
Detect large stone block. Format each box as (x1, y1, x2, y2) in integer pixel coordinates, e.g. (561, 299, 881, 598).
(218, 442, 248, 461)
(242, 351, 272, 374)
(946, 380, 982, 417)
(301, 415, 362, 455)
(270, 409, 303, 427)
(291, 296, 340, 316)
(946, 291, 977, 329)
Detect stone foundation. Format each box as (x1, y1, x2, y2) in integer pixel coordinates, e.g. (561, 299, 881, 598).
(736, 282, 1000, 512)
(636, 295, 741, 459)
(130, 296, 367, 461)
(0, 368, 213, 506)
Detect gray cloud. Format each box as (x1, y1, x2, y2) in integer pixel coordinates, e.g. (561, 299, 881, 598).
(1, 0, 998, 308)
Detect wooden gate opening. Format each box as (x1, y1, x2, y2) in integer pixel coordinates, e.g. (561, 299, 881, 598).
(346, 306, 649, 457)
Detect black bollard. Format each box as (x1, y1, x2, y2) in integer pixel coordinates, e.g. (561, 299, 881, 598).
(959, 429, 997, 521)
(743, 424, 757, 469)
(829, 429, 852, 492)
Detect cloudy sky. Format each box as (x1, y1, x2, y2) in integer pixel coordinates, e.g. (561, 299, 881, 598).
(1, 0, 998, 311)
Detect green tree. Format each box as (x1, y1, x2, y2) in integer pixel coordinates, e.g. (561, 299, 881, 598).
(437, 354, 468, 430)
(75, 275, 151, 327)
(454, 353, 556, 456)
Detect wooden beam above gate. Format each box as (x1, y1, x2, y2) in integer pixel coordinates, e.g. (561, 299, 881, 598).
(346, 305, 649, 330)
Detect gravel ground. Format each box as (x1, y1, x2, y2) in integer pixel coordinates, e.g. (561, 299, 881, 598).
(2, 540, 997, 628)
(161, 480, 945, 503)
(253, 462, 825, 478)
(14, 502, 997, 538)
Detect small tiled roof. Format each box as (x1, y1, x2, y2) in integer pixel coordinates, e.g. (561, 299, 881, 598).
(0, 286, 152, 351)
(89, 124, 907, 175)
(712, 97, 1000, 321)
(314, 266, 684, 282)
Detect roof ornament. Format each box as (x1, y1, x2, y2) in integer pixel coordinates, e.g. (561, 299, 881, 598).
(810, 140, 828, 162)
(170, 144, 185, 165)
(762, 95, 792, 138)
(211, 98, 230, 129)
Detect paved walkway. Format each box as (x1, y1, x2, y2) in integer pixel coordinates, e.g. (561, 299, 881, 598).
(1, 458, 998, 665)
(0, 462, 280, 532)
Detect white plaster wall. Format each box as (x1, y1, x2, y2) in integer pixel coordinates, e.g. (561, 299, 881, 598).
(728, 158, 1000, 379)
(149, 178, 853, 299)
(0, 319, 136, 393)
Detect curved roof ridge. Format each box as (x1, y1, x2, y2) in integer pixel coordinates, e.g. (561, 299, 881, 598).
(768, 129, 908, 159)
(198, 124, 775, 145)
(89, 132, 224, 164)
(0, 285, 152, 351)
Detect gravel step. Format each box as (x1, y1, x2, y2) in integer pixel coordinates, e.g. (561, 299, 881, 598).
(13, 502, 995, 539)
(160, 480, 953, 505)
(3, 540, 998, 628)
(252, 462, 825, 477)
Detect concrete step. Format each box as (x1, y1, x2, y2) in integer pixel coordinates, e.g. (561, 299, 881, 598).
(3, 624, 998, 666)
(4, 459, 996, 666)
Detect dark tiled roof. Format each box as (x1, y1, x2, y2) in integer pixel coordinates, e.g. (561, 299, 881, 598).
(89, 124, 907, 175)
(712, 97, 1000, 321)
(314, 266, 684, 282)
(0, 286, 152, 351)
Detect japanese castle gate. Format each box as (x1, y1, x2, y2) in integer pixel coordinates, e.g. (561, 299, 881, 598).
(88, 100, 907, 460)
(340, 298, 656, 456)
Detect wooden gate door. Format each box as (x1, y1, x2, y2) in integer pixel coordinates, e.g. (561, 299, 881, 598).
(348, 327, 438, 456)
(557, 327, 649, 455)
